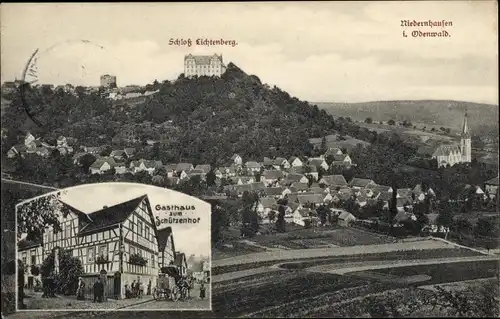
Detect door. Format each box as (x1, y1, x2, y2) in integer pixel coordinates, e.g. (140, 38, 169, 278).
(113, 273, 121, 298)
(27, 276, 34, 289)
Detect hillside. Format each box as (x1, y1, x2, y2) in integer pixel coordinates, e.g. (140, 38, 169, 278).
(2, 63, 337, 166)
(317, 100, 498, 135)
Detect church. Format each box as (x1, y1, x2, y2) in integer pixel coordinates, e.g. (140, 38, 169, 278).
(431, 113, 472, 168)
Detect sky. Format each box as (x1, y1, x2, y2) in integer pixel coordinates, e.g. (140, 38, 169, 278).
(1, 1, 498, 104)
(18, 183, 211, 259)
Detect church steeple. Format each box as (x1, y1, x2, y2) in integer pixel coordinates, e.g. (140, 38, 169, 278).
(460, 111, 471, 163)
(461, 112, 471, 138)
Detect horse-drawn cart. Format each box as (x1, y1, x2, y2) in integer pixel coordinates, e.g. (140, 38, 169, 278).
(152, 265, 189, 302)
(152, 272, 179, 301)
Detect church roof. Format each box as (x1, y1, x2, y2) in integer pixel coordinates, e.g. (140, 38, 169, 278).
(432, 144, 461, 157)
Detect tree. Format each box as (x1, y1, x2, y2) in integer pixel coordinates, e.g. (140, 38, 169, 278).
(364, 117, 373, 124)
(17, 192, 69, 242)
(436, 209, 454, 239)
(206, 170, 217, 187)
(240, 191, 260, 237)
(77, 153, 96, 173)
(474, 217, 497, 237)
(41, 248, 84, 295)
(316, 205, 328, 226)
(275, 205, 286, 233)
(388, 119, 395, 125)
(211, 202, 229, 246)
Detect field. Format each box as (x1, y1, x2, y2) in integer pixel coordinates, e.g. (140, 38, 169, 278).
(212, 247, 483, 275)
(370, 260, 499, 284)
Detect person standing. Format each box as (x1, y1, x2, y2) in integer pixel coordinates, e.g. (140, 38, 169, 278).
(147, 279, 151, 295)
(131, 280, 136, 298)
(93, 278, 103, 303)
(199, 282, 206, 300)
(77, 277, 85, 300)
(138, 280, 144, 299)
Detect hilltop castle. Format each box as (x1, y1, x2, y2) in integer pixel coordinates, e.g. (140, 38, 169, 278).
(184, 54, 226, 78)
(432, 112, 472, 167)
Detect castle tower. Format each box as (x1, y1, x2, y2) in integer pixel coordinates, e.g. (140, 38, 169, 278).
(460, 112, 472, 163)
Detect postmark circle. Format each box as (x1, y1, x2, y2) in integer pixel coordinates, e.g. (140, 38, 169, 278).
(20, 39, 123, 128)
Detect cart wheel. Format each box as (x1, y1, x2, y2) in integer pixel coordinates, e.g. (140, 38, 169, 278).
(171, 287, 179, 301)
(152, 288, 157, 300)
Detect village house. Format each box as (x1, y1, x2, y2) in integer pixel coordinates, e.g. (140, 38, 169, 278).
(484, 176, 499, 198)
(396, 188, 412, 199)
(289, 182, 309, 193)
(194, 164, 212, 175)
(176, 163, 194, 174)
(90, 157, 117, 174)
(284, 173, 309, 185)
(329, 154, 353, 166)
(308, 158, 329, 171)
(219, 166, 238, 178)
(288, 156, 304, 168)
(17, 238, 44, 289)
(130, 159, 163, 175)
(245, 161, 262, 173)
(174, 252, 188, 277)
(273, 157, 291, 170)
(318, 175, 348, 188)
(7, 144, 27, 158)
(231, 154, 243, 166)
(262, 157, 275, 168)
(261, 170, 285, 186)
(297, 193, 326, 208)
(263, 187, 287, 199)
(32, 195, 174, 299)
(349, 178, 377, 189)
(110, 150, 127, 161)
(124, 148, 136, 158)
(293, 208, 313, 227)
(163, 164, 178, 178)
(157, 227, 176, 270)
(114, 162, 128, 174)
(323, 148, 343, 158)
(338, 211, 356, 227)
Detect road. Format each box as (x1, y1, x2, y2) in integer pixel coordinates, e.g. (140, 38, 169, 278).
(212, 239, 455, 267)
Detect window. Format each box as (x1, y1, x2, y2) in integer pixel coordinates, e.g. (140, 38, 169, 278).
(151, 254, 155, 268)
(48, 232, 53, 242)
(31, 255, 36, 265)
(138, 221, 143, 237)
(145, 227, 150, 242)
(130, 246, 135, 256)
(88, 247, 95, 262)
(98, 245, 107, 257)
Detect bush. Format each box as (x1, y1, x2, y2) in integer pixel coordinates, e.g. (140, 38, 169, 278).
(129, 253, 147, 266)
(31, 265, 40, 276)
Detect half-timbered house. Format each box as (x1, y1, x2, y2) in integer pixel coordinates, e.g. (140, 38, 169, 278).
(40, 194, 165, 299)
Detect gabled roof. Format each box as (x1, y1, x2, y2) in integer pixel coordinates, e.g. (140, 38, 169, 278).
(263, 157, 274, 166)
(264, 187, 284, 196)
(260, 196, 277, 208)
(289, 156, 302, 163)
(273, 157, 288, 165)
(485, 176, 499, 186)
(290, 182, 309, 191)
(286, 173, 307, 183)
(176, 163, 193, 172)
(245, 161, 261, 169)
(174, 252, 187, 267)
(78, 195, 149, 236)
(164, 163, 178, 171)
(90, 157, 116, 169)
(262, 170, 284, 180)
(334, 154, 349, 161)
(231, 154, 241, 160)
(308, 158, 327, 167)
(324, 148, 343, 156)
(339, 211, 355, 220)
(194, 164, 211, 174)
(349, 178, 376, 188)
(297, 194, 324, 205)
(320, 175, 348, 186)
(157, 227, 174, 253)
(110, 150, 126, 157)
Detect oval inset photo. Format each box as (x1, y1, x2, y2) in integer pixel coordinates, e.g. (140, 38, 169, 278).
(15, 182, 211, 312)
